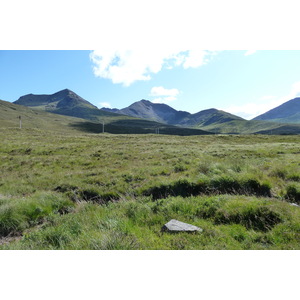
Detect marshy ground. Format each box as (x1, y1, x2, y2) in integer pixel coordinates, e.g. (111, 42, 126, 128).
(0, 129, 299, 249)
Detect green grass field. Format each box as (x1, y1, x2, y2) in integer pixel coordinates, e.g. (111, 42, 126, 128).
(0, 128, 299, 249)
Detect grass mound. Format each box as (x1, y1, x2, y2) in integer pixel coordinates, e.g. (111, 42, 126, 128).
(55, 184, 119, 204)
(213, 205, 282, 231)
(285, 183, 300, 204)
(141, 176, 271, 200)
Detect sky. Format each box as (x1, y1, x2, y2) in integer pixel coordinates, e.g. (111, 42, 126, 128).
(1, 1, 300, 120)
(2, 50, 300, 119)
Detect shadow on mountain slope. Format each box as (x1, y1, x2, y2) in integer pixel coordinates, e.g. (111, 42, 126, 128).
(70, 120, 211, 135)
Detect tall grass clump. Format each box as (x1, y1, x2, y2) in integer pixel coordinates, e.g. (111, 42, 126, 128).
(0, 192, 74, 237)
(285, 183, 300, 204)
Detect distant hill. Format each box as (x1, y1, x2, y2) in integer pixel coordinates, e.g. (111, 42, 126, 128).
(183, 108, 244, 127)
(101, 100, 243, 127)
(103, 99, 190, 124)
(253, 97, 300, 123)
(14, 89, 118, 121)
(198, 118, 300, 135)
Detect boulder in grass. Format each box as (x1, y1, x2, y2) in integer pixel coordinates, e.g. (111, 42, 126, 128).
(161, 219, 203, 233)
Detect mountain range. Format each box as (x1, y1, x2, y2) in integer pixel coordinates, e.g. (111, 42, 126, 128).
(101, 100, 244, 127)
(10, 89, 300, 135)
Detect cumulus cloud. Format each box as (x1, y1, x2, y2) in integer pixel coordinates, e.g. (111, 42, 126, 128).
(149, 86, 180, 104)
(223, 81, 300, 119)
(99, 102, 112, 108)
(90, 49, 217, 86)
(182, 50, 213, 68)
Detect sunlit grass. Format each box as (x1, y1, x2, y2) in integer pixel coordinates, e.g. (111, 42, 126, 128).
(0, 129, 299, 249)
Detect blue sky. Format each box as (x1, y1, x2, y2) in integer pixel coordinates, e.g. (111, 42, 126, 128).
(1, 50, 300, 119)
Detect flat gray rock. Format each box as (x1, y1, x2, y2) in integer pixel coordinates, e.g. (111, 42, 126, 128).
(290, 203, 299, 207)
(161, 219, 203, 233)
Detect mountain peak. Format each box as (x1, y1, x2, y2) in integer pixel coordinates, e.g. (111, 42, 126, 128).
(54, 88, 76, 97)
(14, 89, 98, 116)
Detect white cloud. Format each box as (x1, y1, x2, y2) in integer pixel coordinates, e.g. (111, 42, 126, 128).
(150, 86, 179, 97)
(182, 50, 215, 68)
(244, 50, 257, 56)
(149, 86, 180, 104)
(222, 81, 300, 119)
(90, 49, 217, 86)
(223, 99, 277, 120)
(99, 102, 112, 108)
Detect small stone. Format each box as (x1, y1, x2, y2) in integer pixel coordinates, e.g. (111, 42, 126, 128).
(290, 203, 299, 207)
(161, 219, 203, 233)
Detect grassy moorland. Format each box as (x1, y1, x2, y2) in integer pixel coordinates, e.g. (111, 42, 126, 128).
(0, 128, 299, 249)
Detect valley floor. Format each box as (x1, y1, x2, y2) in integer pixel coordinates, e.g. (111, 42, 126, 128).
(0, 129, 299, 249)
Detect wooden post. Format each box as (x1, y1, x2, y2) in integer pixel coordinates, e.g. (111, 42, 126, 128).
(19, 116, 22, 129)
(102, 121, 104, 133)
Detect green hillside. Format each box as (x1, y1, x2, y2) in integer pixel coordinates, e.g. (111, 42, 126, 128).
(197, 119, 300, 135)
(186, 109, 244, 127)
(1, 99, 210, 136)
(0, 99, 90, 133)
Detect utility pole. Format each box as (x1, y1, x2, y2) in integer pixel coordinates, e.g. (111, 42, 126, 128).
(19, 116, 22, 129)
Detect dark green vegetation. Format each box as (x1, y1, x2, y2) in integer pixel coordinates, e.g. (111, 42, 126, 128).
(0, 129, 299, 249)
